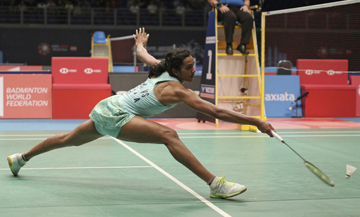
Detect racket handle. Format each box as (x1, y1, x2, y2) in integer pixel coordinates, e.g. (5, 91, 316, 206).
(272, 130, 284, 142)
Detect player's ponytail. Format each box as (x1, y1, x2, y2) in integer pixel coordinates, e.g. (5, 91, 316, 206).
(148, 60, 166, 78)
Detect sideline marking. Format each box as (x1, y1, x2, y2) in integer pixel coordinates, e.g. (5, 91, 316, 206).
(178, 134, 360, 139)
(112, 137, 232, 217)
(2, 133, 360, 141)
(0, 166, 152, 171)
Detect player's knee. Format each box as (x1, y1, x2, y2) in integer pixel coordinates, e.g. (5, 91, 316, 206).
(160, 128, 179, 144)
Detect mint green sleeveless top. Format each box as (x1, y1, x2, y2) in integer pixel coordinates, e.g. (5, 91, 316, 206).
(118, 72, 180, 118)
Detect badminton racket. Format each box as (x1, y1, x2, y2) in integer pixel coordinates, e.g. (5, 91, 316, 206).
(272, 131, 335, 187)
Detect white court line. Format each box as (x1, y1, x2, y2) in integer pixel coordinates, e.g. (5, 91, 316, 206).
(0, 138, 48, 140)
(0, 166, 152, 171)
(0, 134, 57, 137)
(179, 134, 360, 139)
(177, 130, 360, 135)
(111, 137, 232, 217)
(0, 137, 111, 140)
(1, 130, 359, 138)
(1, 133, 360, 141)
(0, 135, 110, 139)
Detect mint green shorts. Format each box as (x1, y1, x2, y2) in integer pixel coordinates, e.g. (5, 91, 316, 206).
(89, 95, 135, 138)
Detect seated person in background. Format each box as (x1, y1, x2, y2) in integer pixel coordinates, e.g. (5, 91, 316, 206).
(147, 0, 158, 15)
(18, 0, 27, 12)
(64, 0, 74, 11)
(73, 1, 82, 15)
(176, 2, 185, 15)
(208, 0, 253, 55)
(37, 1, 47, 9)
(46, 0, 57, 8)
(158, 1, 168, 16)
(129, 2, 140, 15)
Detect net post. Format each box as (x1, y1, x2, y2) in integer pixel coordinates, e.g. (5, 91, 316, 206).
(260, 12, 266, 120)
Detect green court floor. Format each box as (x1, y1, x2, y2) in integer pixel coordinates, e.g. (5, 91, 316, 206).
(1, 129, 359, 217)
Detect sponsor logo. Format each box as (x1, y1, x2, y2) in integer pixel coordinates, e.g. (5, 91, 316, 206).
(84, 68, 102, 74)
(305, 69, 339, 76)
(200, 84, 215, 99)
(38, 43, 50, 55)
(5, 87, 49, 107)
(59, 68, 77, 74)
(305, 70, 313, 75)
(0, 75, 52, 118)
(265, 92, 295, 101)
(205, 36, 216, 44)
(70, 46, 78, 51)
(317, 47, 328, 58)
(51, 44, 68, 52)
(327, 70, 335, 75)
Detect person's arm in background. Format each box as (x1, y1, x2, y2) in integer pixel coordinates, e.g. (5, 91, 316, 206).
(133, 27, 161, 66)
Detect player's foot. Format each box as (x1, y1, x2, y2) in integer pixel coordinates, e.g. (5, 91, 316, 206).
(7, 153, 27, 176)
(210, 176, 247, 199)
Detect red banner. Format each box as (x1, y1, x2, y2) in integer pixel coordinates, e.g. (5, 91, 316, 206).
(350, 76, 360, 117)
(297, 59, 348, 85)
(0, 74, 52, 118)
(0, 66, 43, 71)
(52, 57, 108, 84)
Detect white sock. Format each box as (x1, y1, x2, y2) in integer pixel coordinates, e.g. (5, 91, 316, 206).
(209, 177, 219, 188)
(19, 154, 27, 166)
(21, 154, 28, 162)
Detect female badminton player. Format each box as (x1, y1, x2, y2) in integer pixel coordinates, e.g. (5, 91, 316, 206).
(7, 28, 275, 199)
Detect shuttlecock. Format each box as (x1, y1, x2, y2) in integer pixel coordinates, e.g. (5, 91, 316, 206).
(346, 164, 357, 179)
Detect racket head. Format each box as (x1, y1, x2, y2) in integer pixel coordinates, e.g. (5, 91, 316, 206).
(304, 161, 335, 187)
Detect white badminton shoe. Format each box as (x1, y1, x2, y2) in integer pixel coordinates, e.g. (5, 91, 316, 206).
(7, 153, 27, 176)
(210, 176, 247, 199)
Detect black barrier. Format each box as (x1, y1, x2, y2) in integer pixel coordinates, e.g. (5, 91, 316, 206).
(0, 28, 206, 67)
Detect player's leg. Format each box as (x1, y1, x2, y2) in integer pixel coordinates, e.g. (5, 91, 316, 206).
(7, 119, 102, 176)
(117, 116, 247, 198)
(24, 119, 102, 160)
(117, 116, 214, 183)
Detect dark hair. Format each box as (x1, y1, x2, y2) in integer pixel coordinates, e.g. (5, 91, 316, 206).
(148, 48, 191, 78)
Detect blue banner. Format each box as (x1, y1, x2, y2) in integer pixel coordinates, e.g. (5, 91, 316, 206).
(265, 75, 303, 117)
(196, 11, 217, 122)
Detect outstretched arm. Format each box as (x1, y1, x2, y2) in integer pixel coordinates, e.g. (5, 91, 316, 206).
(172, 84, 275, 136)
(133, 27, 161, 66)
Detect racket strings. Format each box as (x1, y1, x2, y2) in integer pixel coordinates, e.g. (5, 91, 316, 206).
(283, 141, 334, 187)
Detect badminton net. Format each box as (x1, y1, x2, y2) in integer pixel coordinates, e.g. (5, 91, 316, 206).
(262, 0, 360, 74)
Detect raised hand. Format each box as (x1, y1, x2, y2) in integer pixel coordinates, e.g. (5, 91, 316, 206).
(133, 27, 149, 46)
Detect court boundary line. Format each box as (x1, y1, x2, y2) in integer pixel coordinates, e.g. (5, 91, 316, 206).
(2, 134, 360, 141)
(111, 137, 232, 217)
(0, 166, 152, 171)
(1, 130, 360, 138)
(177, 130, 360, 135)
(178, 134, 360, 139)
